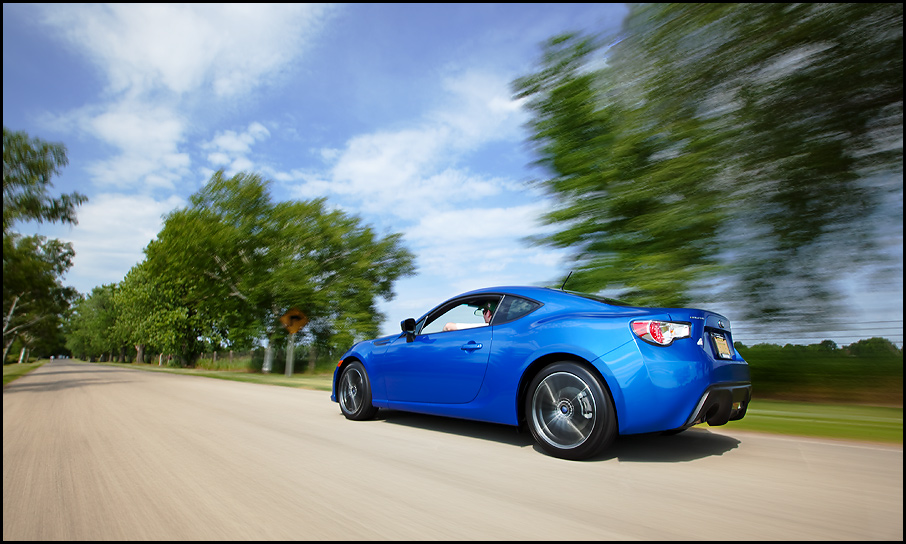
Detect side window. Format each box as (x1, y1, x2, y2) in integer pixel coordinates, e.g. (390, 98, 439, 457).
(495, 295, 541, 324)
(420, 296, 502, 335)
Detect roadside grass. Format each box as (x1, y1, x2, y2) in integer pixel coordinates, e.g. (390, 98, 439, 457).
(96, 360, 335, 391)
(9, 359, 902, 445)
(2, 360, 48, 386)
(730, 399, 903, 444)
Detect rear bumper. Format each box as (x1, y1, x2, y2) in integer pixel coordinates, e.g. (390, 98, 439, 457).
(683, 382, 752, 428)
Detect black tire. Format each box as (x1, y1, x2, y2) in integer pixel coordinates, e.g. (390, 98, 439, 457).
(338, 361, 378, 420)
(525, 361, 617, 460)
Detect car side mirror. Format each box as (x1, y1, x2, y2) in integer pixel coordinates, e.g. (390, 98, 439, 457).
(401, 318, 417, 342)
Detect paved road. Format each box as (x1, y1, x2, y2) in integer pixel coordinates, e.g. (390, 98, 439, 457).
(4, 360, 902, 540)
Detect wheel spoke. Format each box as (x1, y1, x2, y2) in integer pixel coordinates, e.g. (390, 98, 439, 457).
(345, 386, 359, 411)
(568, 385, 590, 405)
(557, 414, 584, 439)
(539, 380, 558, 405)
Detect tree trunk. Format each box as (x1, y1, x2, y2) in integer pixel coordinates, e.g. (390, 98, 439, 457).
(2, 335, 16, 365)
(307, 344, 317, 373)
(263, 344, 274, 373)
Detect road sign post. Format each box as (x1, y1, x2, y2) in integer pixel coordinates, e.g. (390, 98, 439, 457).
(280, 308, 308, 377)
(285, 332, 296, 377)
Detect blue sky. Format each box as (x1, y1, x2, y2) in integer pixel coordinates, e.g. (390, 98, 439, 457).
(4, 4, 902, 347)
(2, 4, 629, 335)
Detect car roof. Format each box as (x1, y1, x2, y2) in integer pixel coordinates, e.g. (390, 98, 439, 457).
(459, 285, 634, 307)
(459, 285, 580, 302)
(458, 285, 549, 297)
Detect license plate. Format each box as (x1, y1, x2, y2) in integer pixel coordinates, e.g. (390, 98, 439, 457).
(711, 333, 733, 359)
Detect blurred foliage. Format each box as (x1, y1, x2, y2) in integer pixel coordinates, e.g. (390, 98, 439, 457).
(514, 4, 903, 319)
(736, 337, 903, 404)
(2, 127, 86, 234)
(3, 127, 85, 362)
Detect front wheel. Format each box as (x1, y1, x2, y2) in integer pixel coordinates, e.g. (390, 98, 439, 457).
(526, 362, 616, 460)
(338, 361, 378, 420)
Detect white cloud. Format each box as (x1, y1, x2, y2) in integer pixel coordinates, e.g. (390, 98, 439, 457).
(289, 68, 527, 221)
(40, 4, 335, 98)
(398, 203, 564, 286)
(409, 205, 542, 246)
(44, 100, 191, 190)
(206, 123, 270, 155)
(36, 4, 335, 192)
(207, 152, 232, 167)
(332, 128, 450, 191)
(54, 193, 185, 292)
(429, 70, 528, 145)
(88, 102, 190, 189)
(201, 122, 272, 175)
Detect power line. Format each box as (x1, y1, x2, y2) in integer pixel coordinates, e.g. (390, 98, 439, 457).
(733, 321, 904, 347)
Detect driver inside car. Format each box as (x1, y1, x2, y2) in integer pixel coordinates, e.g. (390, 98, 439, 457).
(443, 301, 496, 332)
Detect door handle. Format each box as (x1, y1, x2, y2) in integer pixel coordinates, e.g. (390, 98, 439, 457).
(460, 342, 483, 351)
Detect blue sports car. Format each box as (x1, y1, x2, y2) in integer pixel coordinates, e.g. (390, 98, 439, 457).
(331, 286, 751, 460)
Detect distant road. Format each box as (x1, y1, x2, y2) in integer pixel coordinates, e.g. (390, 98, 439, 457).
(4, 360, 902, 540)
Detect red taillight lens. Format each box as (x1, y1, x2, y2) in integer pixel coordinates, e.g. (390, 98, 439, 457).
(632, 321, 659, 342)
(631, 320, 691, 346)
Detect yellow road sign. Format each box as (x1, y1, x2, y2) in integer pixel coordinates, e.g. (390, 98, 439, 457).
(280, 308, 308, 334)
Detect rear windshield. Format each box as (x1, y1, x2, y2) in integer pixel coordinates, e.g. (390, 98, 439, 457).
(564, 290, 632, 307)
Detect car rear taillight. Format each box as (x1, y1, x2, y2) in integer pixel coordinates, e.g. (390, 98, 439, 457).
(631, 320, 691, 346)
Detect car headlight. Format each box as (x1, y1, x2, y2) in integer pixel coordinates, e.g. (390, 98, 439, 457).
(631, 320, 691, 346)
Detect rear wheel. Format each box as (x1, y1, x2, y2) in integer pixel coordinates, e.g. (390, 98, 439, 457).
(526, 361, 616, 460)
(338, 361, 378, 420)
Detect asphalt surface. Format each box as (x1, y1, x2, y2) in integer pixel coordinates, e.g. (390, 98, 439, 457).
(3, 359, 903, 540)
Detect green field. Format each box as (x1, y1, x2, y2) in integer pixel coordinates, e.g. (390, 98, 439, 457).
(5, 359, 902, 444)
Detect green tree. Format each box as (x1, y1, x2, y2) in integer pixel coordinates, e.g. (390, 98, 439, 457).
(846, 337, 903, 357)
(64, 284, 121, 361)
(2, 233, 77, 361)
(143, 171, 416, 366)
(514, 4, 902, 319)
(3, 127, 87, 362)
(267, 198, 416, 343)
(3, 127, 86, 233)
(114, 260, 212, 365)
